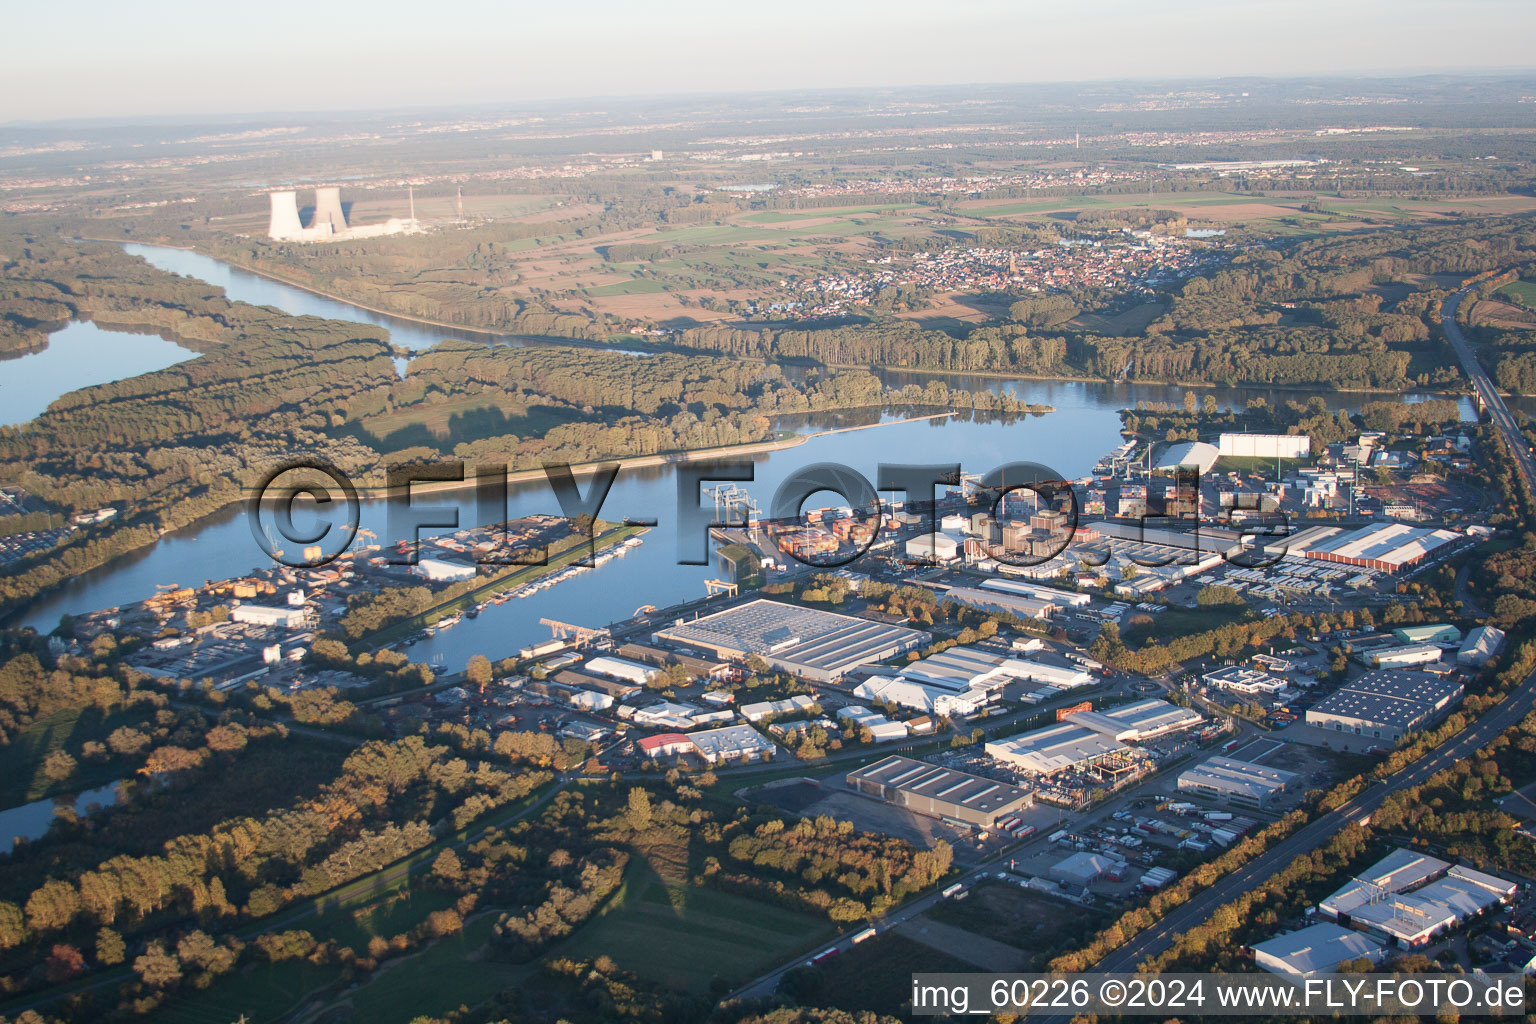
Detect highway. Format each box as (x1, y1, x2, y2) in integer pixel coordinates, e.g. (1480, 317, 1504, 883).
(1444, 290, 1536, 491)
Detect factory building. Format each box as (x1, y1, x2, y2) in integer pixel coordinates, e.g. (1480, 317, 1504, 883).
(1305, 670, 1464, 742)
(583, 656, 659, 687)
(1218, 433, 1312, 460)
(1302, 522, 1462, 574)
(636, 733, 695, 759)
(1252, 923, 1384, 978)
(1391, 624, 1462, 646)
(1458, 626, 1507, 667)
(1318, 848, 1451, 921)
(653, 599, 930, 682)
(943, 585, 1055, 620)
(1152, 441, 1220, 475)
(266, 186, 418, 243)
(852, 676, 990, 718)
(739, 694, 815, 722)
(979, 578, 1092, 608)
(1065, 699, 1203, 741)
(1178, 756, 1298, 809)
(1358, 643, 1442, 669)
(230, 604, 308, 629)
(1050, 851, 1124, 888)
(906, 533, 960, 562)
(845, 755, 1033, 827)
(687, 724, 777, 764)
(413, 557, 477, 582)
(1321, 855, 1519, 948)
(984, 723, 1127, 777)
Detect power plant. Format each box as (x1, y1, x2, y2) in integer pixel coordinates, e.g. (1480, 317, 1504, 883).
(265, 186, 419, 243)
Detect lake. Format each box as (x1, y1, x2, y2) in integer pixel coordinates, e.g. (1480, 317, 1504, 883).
(0, 780, 124, 854)
(0, 320, 197, 427)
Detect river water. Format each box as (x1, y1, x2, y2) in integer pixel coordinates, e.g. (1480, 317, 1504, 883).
(0, 780, 124, 854)
(3, 243, 1492, 669)
(0, 320, 196, 427)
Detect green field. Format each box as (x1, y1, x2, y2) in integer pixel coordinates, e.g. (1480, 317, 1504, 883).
(1499, 279, 1536, 307)
(1214, 454, 1309, 475)
(745, 204, 919, 223)
(583, 278, 668, 296)
(0, 706, 145, 805)
(555, 863, 833, 993)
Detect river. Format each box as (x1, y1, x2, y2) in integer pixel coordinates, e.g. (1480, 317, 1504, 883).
(4, 244, 1494, 669)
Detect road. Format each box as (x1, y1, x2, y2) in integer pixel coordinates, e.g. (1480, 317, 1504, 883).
(1444, 290, 1536, 491)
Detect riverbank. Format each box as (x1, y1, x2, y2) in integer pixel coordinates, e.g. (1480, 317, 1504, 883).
(111, 240, 1474, 400)
(854, 360, 1465, 398)
(246, 412, 962, 498)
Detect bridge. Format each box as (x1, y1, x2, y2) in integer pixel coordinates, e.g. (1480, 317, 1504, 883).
(537, 618, 607, 645)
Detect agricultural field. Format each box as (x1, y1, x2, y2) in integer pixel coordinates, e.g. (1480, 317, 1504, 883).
(924, 881, 1109, 969)
(556, 866, 835, 993)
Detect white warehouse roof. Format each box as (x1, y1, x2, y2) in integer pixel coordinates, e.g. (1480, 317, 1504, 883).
(1253, 922, 1382, 977)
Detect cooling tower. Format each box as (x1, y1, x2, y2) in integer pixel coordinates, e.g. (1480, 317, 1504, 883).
(311, 186, 347, 234)
(267, 191, 304, 240)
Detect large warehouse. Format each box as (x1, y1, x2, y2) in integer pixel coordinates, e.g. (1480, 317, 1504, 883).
(1458, 626, 1507, 667)
(984, 722, 1127, 776)
(1302, 522, 1462, 574)
(1178, 756, 1298, 809)
(1065, 699, 1203, 741)
(1252, 922, 1383, 978)
(943, 585, 1056, 621)
(1218, 433, 1312, 459)
(652, 599, 930, 682)
(846, 755, 1033, 827)
(1319, 848, 1517, 948)
(1305, 670, 1464, 742)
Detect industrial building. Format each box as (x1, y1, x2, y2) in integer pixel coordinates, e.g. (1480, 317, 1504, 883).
(1218, 433, 1312, 460)
(653, 599, 930, 682)
(1358, 643, 1442, 669)
(1050, 851, 1124, 888)
(845, 755, 1033, 827)
(1319, 848, 1451, 920)
(687, 724, 777, 764)
(739, 694, 815, 722)
(230, 604, 308, 629)
(1320, 855, 1519, 948)
(583, 656, 659, 687)
(636, 733, 695, 759)
(1153, 440, 1220, 475)
(1391, 624, 1462, 646)
(851, 676, 990, 718)
(943, 585, 1056, 621)
(984, 722, 1128, 777)
(1458, 626, 1507, 667)
(413, 557, 477, 582)
(1305, 670, 1464, 742)
(906, 534, 960, 561)
(979, 578, 1092, 608)
(1064, 699, 1203, 741)
(1252, 923, 1384, 977)
(266, 186, 418, 243)
(1178, 756, 1298, 809)
(1203, 665, 1288, 696)
(1302, 522, 1462, 574)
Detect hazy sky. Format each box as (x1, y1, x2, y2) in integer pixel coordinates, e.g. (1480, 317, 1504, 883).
(4, 0, 1534, 122)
